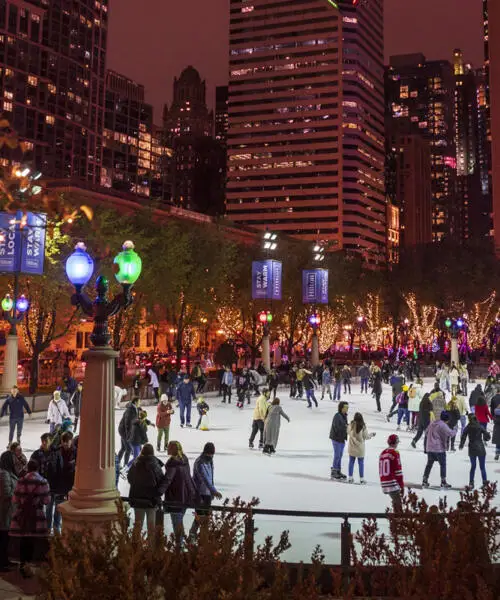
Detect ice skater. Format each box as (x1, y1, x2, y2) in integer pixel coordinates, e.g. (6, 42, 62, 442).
(176, 375, 196, 428)
(379, 434, 404, 512)
(303, 369, 318, 408)
(262, 398, 290, 454)
(347, 412, 376, 484)
(195, 397, 210, 430)
(329, 401, 349, 480)
(421, 411, 457, 489)
(459, 414, 490, 489)
(249, 389, 270, 449)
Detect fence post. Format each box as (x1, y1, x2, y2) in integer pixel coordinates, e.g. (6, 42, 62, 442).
(341, 515, 351, 593)
(244, 513, 255, 561)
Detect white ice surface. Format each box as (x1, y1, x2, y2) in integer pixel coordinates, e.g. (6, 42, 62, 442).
(8, 378, 499, 563)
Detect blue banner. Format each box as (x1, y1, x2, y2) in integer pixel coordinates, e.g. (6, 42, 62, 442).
(0, 211, 46, 275)
(20, 212, 47, 275)
(302, 269, 329, 304)
(0, 211, 21, 273)
(252, 260, 282, 300)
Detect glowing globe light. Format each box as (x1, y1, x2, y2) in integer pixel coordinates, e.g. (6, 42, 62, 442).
(267, 312, 273, 323)
(1, 295, 13, 312)
(16, 295, 29, 313)
(445, 318, 452, 328)
(114, 241, 142, 285)
(66, 243, 94, 287)
(456, 318, 464, 328)
(258, 312, 267, 324)
(309, 314, 321, 326)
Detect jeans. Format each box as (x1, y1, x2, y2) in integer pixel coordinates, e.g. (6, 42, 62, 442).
(134, 507, 157, 537)
(460, 415, 467, 435)
(179, 401, 191, 425)
(222, 384, 232, 403)
(360, 378, 368, 393)
(412, 421, 428, 445)
(343, 380, 351, 394)
(170, 510, 186, 543)
(348, 456, 364, 478)
(469, 455, 487, 485)
(249, 420, 264, 445)
(331, 440, 345, 471)
(127, 444, 141, 467)
(397, 407, 410, 426)
(157, 427, 169, 449)
(423, 452, 447, 482)
(117, 436, 132, 466)
(321, 384, 332, 399)
(47, 493, 64, 532)
(333, 382, 342, 401)
(8, 417, 24, 444)
(306, 388, 318, 407)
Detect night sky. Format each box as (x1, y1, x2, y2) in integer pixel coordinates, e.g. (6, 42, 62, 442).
(107, 0, 483, 121)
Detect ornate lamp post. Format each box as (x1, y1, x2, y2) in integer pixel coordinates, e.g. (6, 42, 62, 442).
(308, 313, 321, 366)
(444, 317, 464, 366)
(258, 310, 273, 371)
(59, 241, 142, 532)
(1, 294, 29, 391)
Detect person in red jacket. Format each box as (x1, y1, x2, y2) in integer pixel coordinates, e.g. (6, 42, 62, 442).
(474, 395, 492, 434)
(379, 434, 404, 512)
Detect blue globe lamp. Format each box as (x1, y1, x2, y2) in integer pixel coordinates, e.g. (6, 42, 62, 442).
(66, 242, 94, 291)
(16, 295, 29, 313)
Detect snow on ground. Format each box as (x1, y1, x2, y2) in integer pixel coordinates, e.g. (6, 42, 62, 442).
(6, 378, 499, 563)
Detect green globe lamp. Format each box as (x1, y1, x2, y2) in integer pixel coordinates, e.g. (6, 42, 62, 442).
(114, 240, 142, 286)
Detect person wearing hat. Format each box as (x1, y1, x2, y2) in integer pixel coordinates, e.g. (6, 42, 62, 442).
(46, 390, 70, 435)
(421, 411, 457, 489)
(379, 434, 404, 512)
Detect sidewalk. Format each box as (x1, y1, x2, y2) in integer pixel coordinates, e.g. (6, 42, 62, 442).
(0, 569, 40, 599)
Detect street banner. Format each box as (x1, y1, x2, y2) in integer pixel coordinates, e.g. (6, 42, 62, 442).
(302, 269, 329, 304)
(252, 260, 282, 300)
(0, 211, 21, 272)
(20, 212, 47, 275)
(0, 211, 47, 275)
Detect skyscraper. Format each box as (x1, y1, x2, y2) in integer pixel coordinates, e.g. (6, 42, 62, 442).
(488, 0, 500, 252)
(225, 0, 386, 259)
(214, 86, 229, 148)
(0, 0, 108, 183)
(163, 66, 214, 210)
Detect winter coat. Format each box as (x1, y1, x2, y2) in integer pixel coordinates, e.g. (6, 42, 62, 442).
(469, 386, 483, 408)
(390, 375, 404, 396)
(12, 452, 27, 478)
(303, 372, 316, 390)
(429, 390, 446, 421)
(10, 471, 50, 537)
(449, 369, 460, 386)
(329, 411, 348, 443)
(118, 403, 139, 439)
(0, 394, 31, 420)
(158, 455, 196, 512)
(71, 390, 82, 417)
(128, 419, 149, 446)
(425, 420, 457, 453)
(372, 372, 382, 395)
(222, 371, 234, 386)
(192, 454, 218, 497)
(263, 405, 290, 448)
(492, 407, 500, 446)
(341, 367, 351, 382)
(446, 407, 461, 430)
(474, 404, 492, 425)
(419, 396, 434, 428)
(0, 469, 17, 530)
(358, 365, 370, 379)
(347, 423, 374, 458)
(407, 385, 422, 413)
(460, 423, 490, 457)
(30, 448, 62, 491)
(127, 454, 164, 508)
(253, 395, 269, 421)
(51, 447, 76, 496)
(196, 400, 209, 416)
(455, 393, 469, 416)
(47, 399, 70, 426)
(176, 381, 196, 404)
(156, 402, 174, 428)
(322, 370, 332, 385)
(490, 394, 500, 415)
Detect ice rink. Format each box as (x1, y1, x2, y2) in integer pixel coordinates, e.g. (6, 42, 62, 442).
(4, 377, 499, 563)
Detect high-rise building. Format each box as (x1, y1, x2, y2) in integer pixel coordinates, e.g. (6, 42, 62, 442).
(163, 66, 214, 211)
(385, 54, 457, 241)
(0, 0, 108, 183)
(488, 0, 500, 252)
(214, 85, 229, 148)
(386, 134, 432, 249)
(225, 0, 386, 260)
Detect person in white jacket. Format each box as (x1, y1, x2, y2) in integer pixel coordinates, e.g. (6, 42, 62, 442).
(347, 412, 376, 484)
(114, 385, 127, 409)
(47, 390, 70, 434)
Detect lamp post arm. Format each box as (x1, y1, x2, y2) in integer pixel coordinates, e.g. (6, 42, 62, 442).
(71, 291, 93, 316)
(107, 285, 133, 319)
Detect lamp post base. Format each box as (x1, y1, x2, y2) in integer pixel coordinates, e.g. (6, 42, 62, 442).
(311, 332, 320, 366)
(1, 334, 18, 393)
(59, 345, 119, 534)
(450, 337, 459, 366)
(262, 334, 271, 371)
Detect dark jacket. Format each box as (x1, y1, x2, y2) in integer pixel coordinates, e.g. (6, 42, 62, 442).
(492, 406, 500, 446)
(358, 365, 370, 379)
(176, 382, 196, 404)
(303, 372, 316, 391)
(192, 454, 218, 497)
(460, 423, 490, 456)
(490, 394, 500, 415)
(128, 419, 149, 446)
(158, 454, 196, 512)
(0, 394, 31, 420)
(419, 396, 434, 427)
(390, 375, 404, 396)
(51, 446, 76, 495)
(329, 411, 348, 443)
(469, 386, 483, 408)
(118, 403, 138, 439)
(372, 372, 382, 394)
(127, 454, 164, 508)
(446, 407, 461, 430)
(30, 448, 62, 491)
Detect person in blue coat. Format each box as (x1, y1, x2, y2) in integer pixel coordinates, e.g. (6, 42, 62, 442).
(189, 442, 222, 539)
(0, 386, 32, 446)
(176, 376, 196, 428)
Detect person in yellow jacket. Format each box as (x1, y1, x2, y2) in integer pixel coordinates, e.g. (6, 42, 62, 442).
(249, 389, 270, 449)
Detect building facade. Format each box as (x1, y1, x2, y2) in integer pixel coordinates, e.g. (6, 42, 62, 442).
(214, 85, 229, 148)
(385, 54, 457, 241)
(0, 0, 108, 183)
(225, 0, 385, 259)
(488, 0, 500, 252)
